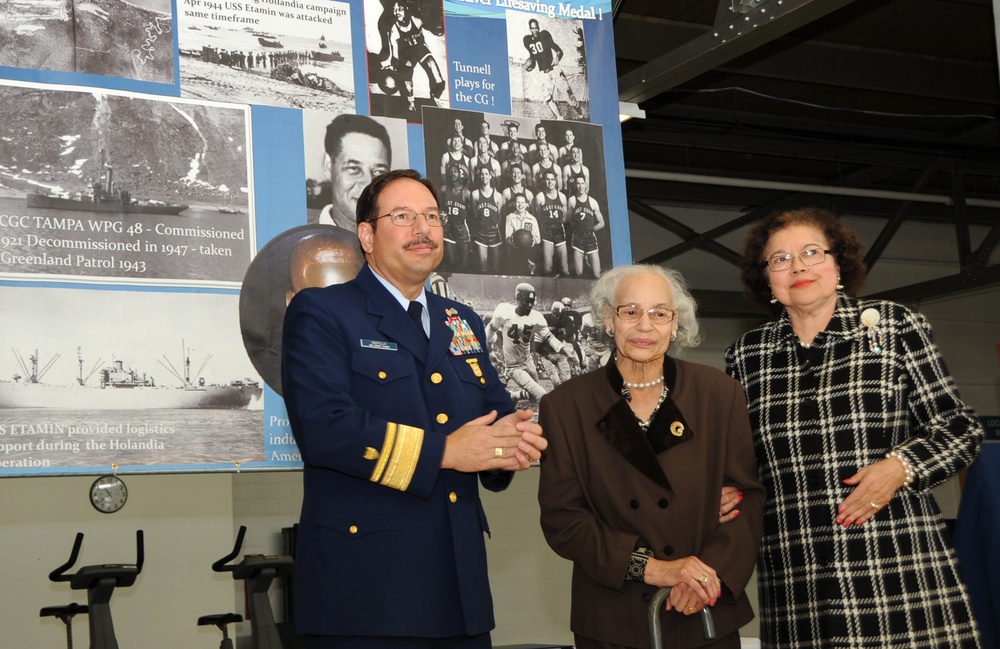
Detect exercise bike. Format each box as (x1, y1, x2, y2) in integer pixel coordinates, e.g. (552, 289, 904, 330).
(199, 525, 294, 649)
(47, 530, 144, 649)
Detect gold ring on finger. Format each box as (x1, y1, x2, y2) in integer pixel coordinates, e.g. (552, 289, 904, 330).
(685, 605, 697, 614)
(699, 574, 708, 584)
(494, 447, 503, 457)
(869, 500, 879, 509)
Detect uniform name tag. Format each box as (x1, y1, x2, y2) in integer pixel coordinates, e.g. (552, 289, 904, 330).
(361, 339, 398, 351)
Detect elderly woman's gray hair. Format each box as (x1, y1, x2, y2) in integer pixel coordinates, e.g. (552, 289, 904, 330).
(588, 263, 701, 352)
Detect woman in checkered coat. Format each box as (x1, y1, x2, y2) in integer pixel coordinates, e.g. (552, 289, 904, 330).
(725, 207, 983, 648)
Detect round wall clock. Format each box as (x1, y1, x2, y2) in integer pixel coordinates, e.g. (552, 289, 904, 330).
(89, 475, 128, 514)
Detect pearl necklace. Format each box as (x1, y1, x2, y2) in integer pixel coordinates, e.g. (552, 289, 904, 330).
(634, 385, 669, 430)
(622, 375, 664, 389)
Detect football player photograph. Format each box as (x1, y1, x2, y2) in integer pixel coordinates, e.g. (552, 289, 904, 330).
(281, 168, 548, 649)
(303, 111, 408, 231)
(508, 14, 589, 120)
(366, 0, 449, 122)
(486, 281, 573, 410)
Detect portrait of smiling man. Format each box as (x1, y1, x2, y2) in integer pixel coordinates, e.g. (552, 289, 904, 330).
(305, 112, 407, 232)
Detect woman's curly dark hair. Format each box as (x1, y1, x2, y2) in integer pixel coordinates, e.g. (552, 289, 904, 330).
(740, 206, 867, 314)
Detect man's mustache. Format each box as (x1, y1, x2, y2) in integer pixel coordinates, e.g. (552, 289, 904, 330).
(404, 235, 439, 250)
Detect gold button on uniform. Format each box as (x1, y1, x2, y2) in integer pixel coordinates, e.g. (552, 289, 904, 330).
(378, 371, 387, 379)
(449, 492, 458, 503)
(349, 525, 358, 534)
(430, 373, 443, 384)
(436, 413, 449, 424)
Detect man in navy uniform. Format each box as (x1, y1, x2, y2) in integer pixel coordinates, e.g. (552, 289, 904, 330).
(282, 169, 546, 649)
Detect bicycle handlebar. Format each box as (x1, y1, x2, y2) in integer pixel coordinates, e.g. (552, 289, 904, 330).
(212, 525, 247, 573)
(48, 530, 145, 582)
(49, 532, 84, 582)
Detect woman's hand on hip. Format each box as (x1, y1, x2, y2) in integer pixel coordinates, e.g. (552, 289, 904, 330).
(837, 458, 909, 527)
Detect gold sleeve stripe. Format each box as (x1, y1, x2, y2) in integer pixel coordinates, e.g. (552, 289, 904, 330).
(369, 423, 397, 484)
(379, 424, 424, 491)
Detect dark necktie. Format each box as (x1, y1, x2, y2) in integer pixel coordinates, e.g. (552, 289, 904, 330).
(407, 301, 428, 341)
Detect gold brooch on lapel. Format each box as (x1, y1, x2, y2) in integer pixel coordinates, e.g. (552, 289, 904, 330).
(670, 421, 684, 437)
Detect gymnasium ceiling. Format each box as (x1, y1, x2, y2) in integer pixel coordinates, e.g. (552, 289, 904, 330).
(613, 0, 1000, 314)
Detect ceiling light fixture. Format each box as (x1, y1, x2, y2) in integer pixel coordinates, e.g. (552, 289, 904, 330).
(619, 101, 646, 123)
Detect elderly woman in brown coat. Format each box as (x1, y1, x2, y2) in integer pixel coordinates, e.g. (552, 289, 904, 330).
(538, 264, 764, 649)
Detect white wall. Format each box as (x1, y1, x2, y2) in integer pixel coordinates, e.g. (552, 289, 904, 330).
(2, 473, 236, 648)
(3, 284, 997, 648)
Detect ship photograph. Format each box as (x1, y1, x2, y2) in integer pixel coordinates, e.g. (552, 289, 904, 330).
(26, 150, 190, 216)
(0, 286, 266, 470)
(0, 80, 254, 285)
(0, 346, 262, 410)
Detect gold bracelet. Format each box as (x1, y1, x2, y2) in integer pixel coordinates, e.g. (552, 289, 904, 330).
(886, 450, 916, 486)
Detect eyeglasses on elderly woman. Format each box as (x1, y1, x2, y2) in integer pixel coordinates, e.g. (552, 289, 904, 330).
(613, 304, 676, 324)
(764, 246, 832, 272)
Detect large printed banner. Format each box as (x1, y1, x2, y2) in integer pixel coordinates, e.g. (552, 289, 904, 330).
(0, 0, 627, 476)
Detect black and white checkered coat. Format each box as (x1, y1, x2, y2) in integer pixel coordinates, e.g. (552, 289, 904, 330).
(725, 295, 983, 648)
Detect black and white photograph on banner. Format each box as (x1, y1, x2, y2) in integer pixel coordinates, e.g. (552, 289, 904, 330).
(422, 107, 609, 278)
(0, 81, 254, 286)
(364, 0, 449, 123)
(0, 0, 174, 84)
(506, 11, 588, 121)
(0, 285, 265, 469)
(178, 0, 354, 110)
(302, 110, 408, 230)
(436, 272, 598, 415)
(239, 223, 363, 396)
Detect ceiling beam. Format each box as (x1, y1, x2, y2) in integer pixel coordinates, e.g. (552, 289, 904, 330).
(622, 120, 1000, 171)
(864, 168, 933, 272)
(629, 198, 743, 266)
(869, 263, 1000, 302)
(619, 0, 861, 103)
